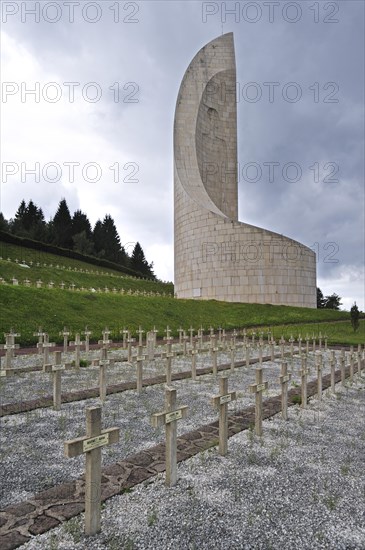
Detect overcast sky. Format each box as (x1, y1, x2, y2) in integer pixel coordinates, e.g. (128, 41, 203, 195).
(1, 0, 364, 309)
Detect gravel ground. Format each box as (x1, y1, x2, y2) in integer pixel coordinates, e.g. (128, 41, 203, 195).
(0, 349, 348, 509)
(18, 379, 365, 550)
(1, 344, 241, 405)
(0, 344, 346, 405)
(1, 347, 364, 549)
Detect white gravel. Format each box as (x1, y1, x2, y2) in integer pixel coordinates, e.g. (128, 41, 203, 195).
(0, 348, 345, 508)
(1, 347, 364, 549)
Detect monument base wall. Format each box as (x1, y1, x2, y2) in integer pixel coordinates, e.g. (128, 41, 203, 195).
(174, 210, 316, 308)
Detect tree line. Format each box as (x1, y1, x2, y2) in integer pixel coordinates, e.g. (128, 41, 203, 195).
(0, 199, 155, 279)
(316, 288, 342, 310)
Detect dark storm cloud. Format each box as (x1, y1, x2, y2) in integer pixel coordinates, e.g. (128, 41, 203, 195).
(1, 0, 363, 306)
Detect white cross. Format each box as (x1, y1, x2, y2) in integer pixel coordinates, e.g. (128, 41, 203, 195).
(211, 377, 237, 456)
(249, 368, 268, 436)
(279, 362, 292, 420)
(64, 407, 119, 535)
(151, 387, 188, 487)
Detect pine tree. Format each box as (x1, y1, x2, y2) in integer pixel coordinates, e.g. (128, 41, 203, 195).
(71, 209, 93, 253)
(317, 287, 325, 308)
(71, 210, 92, 239)
(93, 220, 106, 258)
(11, 200, 27, 235)
(130, 242, 155, 278)
(23, 200, 39, 230)
(11, 200, 47, 240)
(101, 215, 126, 264)
(0, 212, 9, 231)
(92, 215, 128, 265)
(14, 200, 27, 222)
(52, 199, 73, 248)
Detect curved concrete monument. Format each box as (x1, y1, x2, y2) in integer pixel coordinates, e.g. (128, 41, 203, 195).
(174, 33, 316, 307)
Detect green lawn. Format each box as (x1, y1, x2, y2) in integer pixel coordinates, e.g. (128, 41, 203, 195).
(265, 320, 364, 346)
(0, 285, 359, 346)
(1, 239, 362, 347)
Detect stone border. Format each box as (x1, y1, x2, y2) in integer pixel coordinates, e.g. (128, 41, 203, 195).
(1, 354, 279, 416)
(0, 360, 362, 550)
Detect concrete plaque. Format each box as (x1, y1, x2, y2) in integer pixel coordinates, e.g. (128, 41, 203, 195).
(165, 410, 182, 423)
(83, 433, 109, 452)
(220, 394, 232, 405)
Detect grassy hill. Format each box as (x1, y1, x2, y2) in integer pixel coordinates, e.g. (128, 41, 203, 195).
(0, 285, 361, 347)
(1, 240, 363, 347)
(0, 241, 173, 295)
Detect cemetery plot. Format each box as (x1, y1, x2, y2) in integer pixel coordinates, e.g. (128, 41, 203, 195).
(8, 383, 365, 550)
(0, 342, 263, 406)
(129, 387, 364, 549)
(0, 349, 357, 512)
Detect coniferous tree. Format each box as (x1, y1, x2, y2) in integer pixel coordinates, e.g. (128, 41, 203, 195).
(92, 220, 105, 258)
(22, 200, 39, 230)
(92, 215, 128, 265)
(71, 210, 92, 239)
(11, 200, 27, 235)
(71, 209, 93, 253)
(101, 215, 126, 264)
(11, 200, 47, 240)
(317, 287, 325, 308)
(0, 212, 9, 231)
(5, 200, 156, 276)
(14, 200, 27, 223)
(52, 199, 73, 248)
(130, 242, 155, 278)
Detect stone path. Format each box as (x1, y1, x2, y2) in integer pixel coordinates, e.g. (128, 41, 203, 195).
(0, 354, 277, 417)
(0, 360, 361, 550)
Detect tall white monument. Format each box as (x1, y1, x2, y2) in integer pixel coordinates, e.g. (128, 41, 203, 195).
(174, 33, 316, 307)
